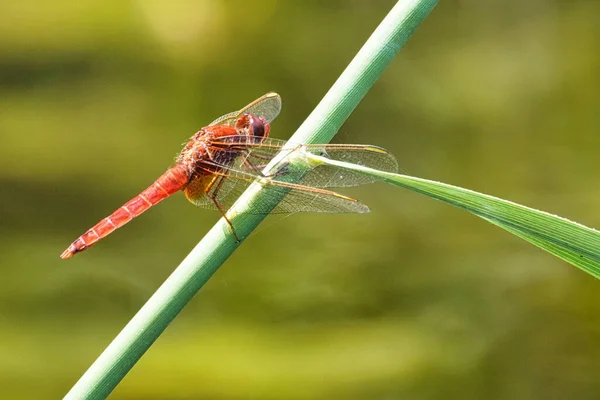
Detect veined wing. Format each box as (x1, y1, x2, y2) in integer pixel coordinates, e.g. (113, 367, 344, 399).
(206, 136, 398, 188)
(185, 159, 369, 215)
(209, 92, 282, 126)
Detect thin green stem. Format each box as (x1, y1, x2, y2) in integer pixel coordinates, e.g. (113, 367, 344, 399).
(64, 1, 439, 398)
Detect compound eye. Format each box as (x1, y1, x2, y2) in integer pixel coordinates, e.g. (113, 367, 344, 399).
(249, 114, 265, 138)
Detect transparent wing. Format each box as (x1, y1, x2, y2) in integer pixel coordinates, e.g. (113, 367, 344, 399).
(209, 92, 282, 126)
(185, 158, 369, 214)
(205, 136, 398, 188)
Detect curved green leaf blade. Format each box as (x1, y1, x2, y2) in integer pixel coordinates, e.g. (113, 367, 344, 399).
(308, 154, 600, 278)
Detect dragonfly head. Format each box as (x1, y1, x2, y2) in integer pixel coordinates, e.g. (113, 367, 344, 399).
(236, 113, 270, 142)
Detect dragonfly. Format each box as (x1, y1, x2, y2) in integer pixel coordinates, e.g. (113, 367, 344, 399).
(60, 92, 398, 259)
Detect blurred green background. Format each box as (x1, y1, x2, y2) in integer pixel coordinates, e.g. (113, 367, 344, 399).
(1, 0, 599, 398)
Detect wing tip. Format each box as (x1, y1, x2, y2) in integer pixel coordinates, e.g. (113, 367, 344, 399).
(356, 203, 371, 214)
(366, 145, 399, 173)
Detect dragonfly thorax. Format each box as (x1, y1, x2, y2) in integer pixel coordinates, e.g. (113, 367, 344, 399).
(176, 130, 210, 172)
(174, 111, 272, 178)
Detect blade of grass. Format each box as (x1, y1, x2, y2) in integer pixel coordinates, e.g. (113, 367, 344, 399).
(64, 1, 439, 398)
(305, 153, 600, 278)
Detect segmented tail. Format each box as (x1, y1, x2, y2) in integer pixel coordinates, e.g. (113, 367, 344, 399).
(60, 165, 189, 259)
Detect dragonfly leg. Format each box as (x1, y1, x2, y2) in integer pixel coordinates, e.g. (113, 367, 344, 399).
(240, 154, 289, 179)
(205, 175, 241, 242)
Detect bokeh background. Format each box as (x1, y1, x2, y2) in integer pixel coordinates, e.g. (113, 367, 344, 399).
(1, 0, 599, 398)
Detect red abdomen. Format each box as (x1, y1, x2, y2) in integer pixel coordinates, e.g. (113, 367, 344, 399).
(60, 164, 189, 259)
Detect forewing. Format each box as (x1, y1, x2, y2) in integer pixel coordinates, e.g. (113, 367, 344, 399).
(297, 143, 398, 188)
(205, 137, 398, 188)
(208, 110, 240, 127)
(209, 92, 282, 126)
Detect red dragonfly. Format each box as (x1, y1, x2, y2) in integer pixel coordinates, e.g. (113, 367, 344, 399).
(60, 92, 397, 259)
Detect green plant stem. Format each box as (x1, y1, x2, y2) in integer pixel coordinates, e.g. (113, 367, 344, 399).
(64, 1, 438, 398)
